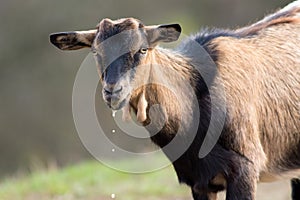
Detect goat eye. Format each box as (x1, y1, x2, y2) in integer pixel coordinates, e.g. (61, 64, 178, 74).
(92, 51, 98, 56)
(139, 48, 148, 54)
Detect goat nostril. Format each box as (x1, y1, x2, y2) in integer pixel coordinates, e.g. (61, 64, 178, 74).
(103, 86, 122, 95)
(104, 88, 112, 95)
(114, 86, 123, 94)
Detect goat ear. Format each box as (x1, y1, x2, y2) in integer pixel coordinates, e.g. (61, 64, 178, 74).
(50, 30, 97, 50)
(146, 24, 181, 47)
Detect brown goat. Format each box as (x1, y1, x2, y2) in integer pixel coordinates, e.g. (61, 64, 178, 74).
(50, 1, 300, 199)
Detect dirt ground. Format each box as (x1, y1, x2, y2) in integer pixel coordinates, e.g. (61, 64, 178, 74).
(256, 181, 290, 200)
(215, 180, 291, 200)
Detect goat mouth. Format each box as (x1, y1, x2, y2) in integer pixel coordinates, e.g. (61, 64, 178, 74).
(105, 95, 130, 110)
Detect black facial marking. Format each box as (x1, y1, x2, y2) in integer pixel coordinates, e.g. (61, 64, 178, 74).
(102, 52, 141, 84)
(93, 19, 148, 85)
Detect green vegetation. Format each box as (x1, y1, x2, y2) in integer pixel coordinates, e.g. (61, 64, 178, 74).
(0, 158, 190, 200)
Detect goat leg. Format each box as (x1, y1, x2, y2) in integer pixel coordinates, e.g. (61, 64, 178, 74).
(291, 178, 300, 200)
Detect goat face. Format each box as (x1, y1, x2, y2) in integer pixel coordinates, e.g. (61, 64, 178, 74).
(50, 18, 181, 110)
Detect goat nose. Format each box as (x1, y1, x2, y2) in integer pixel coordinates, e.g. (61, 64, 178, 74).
(103, 84, 123, 95)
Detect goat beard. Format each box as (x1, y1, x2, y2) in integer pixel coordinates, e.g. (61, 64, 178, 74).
(122, 91, 148, 123)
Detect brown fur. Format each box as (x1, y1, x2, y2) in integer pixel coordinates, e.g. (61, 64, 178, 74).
(126, 4, 300, 198)
(238, 5, 300, 36)
(49, 1, 300, 199)
(130, 48, 194, 127)
(96, 18, 142, 37)
(212, 25, 300, 178)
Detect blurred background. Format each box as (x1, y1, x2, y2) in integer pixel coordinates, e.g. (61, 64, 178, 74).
(0, 0, 294, 199)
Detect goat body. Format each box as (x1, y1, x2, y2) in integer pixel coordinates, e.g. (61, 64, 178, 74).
(132, 5, 300, 198)
(50, 1, 300, 199)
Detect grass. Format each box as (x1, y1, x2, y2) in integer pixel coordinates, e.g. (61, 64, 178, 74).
(0, 157, 190, 200)
(0, 156, 292, 200)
